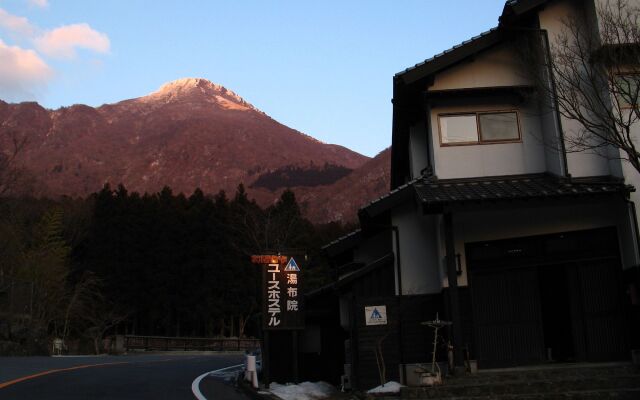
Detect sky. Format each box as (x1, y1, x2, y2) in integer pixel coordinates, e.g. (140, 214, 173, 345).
(0, 0, 507, 157)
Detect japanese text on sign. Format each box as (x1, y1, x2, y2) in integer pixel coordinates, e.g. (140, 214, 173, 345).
(255, 255, 304, 330)
(267, 263, 281, 327)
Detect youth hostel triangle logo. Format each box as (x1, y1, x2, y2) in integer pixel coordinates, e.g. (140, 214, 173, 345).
(284, 257, 300, 271)
(365, 305, 387, 325)
(370, 308, 383, 320)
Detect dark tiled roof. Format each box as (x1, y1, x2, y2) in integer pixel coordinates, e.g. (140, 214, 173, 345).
(396, 0, 555, 85)
(361, 174, 633, 218)
(308, 254, 394, 296)
(395, 28, 499, 83)
(359, 176, 420, 219)
(500, 0, 551, 24)
(322, 229, 361, 250)
(336, 253, 394, 289)
(415, 174, 633, 210)
(321, 229, 362, 256)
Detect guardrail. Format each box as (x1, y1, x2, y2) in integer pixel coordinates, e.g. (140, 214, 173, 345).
(123, 335, 260, 352)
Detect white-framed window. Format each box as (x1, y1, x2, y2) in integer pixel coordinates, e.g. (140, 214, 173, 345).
(438, 111, 521, 145)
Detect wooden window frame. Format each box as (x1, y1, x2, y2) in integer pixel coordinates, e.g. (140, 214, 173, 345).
(613, 73, 639, 110)
(438, 110, 522, 147)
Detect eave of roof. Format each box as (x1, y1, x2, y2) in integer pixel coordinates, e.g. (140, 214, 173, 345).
(500, 0, 551, 25)
(425, 85, 534, 98)
(415, 174, 634, 213)
(321, 229, 362, 257)
(359, 176, 423, 220)
(395, 28, 501, 86)
(361, 173, 634, 217)
(395, 0, 557, 88)
(335, 253, 394, 289)
(305, 281, 337, 299)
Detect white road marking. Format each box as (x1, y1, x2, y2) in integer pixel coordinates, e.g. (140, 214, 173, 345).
(191, 363, 244, 400)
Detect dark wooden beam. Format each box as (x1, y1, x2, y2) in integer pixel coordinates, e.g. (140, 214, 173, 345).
(444, 212, 464, 367)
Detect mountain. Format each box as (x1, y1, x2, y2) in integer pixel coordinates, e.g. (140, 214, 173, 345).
(0, 78, 390, 222)
(299, 148, 391, 223)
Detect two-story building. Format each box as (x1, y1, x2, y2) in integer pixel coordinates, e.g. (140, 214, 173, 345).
(325, 0, 640, 390)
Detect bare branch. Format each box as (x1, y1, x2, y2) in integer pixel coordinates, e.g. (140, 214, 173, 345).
(511, 0, 640, 173)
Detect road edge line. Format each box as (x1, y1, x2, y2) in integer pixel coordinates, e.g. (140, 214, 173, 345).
(0, 361, 129, 390)
(191, 363, 244, 400)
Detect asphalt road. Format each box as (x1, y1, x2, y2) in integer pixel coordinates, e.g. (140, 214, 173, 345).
(0, 353, 247, 400)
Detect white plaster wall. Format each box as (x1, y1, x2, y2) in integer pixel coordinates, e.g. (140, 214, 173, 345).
(619, 120, 640, 257)
(592, 0, 640, 44)
(441, 199, 638, 289)
(430, 102, 547, 179)
(429, 45, 532, 91)
(409, 120, 430, 179)
(563, 120, 612, 176)
(538, 0, 612, 177)
(538, 101, 565, 176)
(391, 201, 441, 295)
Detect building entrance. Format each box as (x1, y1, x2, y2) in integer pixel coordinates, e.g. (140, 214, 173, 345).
(466, 228, 628, 368)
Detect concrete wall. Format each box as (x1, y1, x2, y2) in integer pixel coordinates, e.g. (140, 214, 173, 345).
(391, 200, 441, 295)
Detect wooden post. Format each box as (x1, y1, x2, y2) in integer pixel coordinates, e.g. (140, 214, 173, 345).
(263, 330, 270, 389)
(444, 212, 464, 367)
(292, 330, 299, 384)
(350, 295, 359, 389)
(262, 263, 270, 389)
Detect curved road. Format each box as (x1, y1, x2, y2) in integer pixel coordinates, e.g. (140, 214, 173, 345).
(0, 353, 246, 400)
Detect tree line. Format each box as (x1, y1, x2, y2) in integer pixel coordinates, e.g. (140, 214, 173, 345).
(0, 184, 352, 354)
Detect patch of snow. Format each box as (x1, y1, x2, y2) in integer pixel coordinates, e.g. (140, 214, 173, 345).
(268, 381, 336, 400)
(215, 95, 250, 111)
(367, 381, 405, 394)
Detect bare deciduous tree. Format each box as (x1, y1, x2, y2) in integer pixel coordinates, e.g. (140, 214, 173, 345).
(82, 305, 129, 355)
(515, 0, 640, 172)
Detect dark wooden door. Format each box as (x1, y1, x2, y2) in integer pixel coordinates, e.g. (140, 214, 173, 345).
(471, 268, 546, 368)
(467, 227, 630, 368)
(572, 258, 629, 361)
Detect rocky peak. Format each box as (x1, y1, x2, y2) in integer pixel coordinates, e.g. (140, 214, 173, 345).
(140, 78, 257, 111)
(156, 78, 225, 95)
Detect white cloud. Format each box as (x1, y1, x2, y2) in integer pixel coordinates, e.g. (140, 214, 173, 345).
(0, 39, 53, 101)
(0, 8, 37, 37)
(28, 0, 49, 9)
(0, 7, 110, 101)
(0, 8, 110, 59)
(34, 23, 110, 59)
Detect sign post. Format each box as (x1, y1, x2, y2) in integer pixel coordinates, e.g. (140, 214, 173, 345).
(252, 254, 305, 386)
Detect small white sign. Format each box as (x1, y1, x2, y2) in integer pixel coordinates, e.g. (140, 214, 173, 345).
(365, 305, 387, 326)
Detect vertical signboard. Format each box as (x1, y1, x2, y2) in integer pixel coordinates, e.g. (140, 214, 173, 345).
(251, 255, 304, 330)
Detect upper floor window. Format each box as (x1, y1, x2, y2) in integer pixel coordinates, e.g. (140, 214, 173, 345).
(613, 74, 639, 109)
(439, 111, 521, 145)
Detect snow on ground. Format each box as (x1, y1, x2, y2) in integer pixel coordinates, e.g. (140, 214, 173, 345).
(268, 381, 337, 400)
(367, 381, 405, 394)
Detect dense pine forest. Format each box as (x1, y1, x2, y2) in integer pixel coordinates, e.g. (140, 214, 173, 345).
(0, 184, 353, 355)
